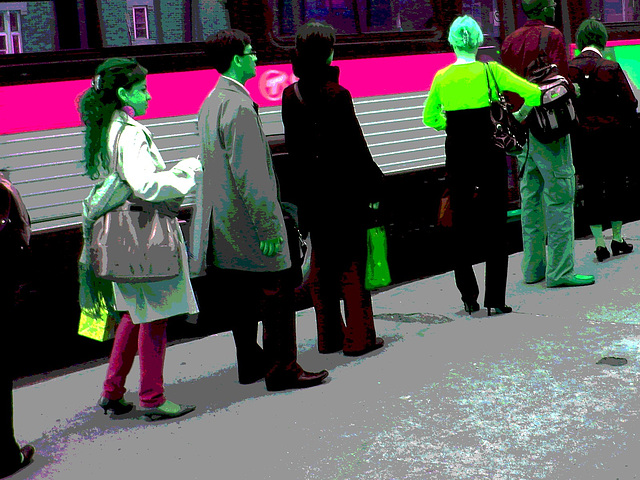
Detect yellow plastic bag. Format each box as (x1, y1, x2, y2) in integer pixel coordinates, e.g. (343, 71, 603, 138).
(78, 296, 117, 342)
(364, 226, 391, 290)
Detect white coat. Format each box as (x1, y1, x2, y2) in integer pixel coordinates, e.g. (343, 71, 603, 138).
(107, 110, 202, 324)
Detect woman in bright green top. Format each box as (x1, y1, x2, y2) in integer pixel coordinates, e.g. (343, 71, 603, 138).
(423, 16, 540, 316)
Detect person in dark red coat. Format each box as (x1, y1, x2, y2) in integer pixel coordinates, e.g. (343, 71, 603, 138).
(281, 21, 385, 356)
(0, 172, 35, 478)
(569, 19, 638, 261)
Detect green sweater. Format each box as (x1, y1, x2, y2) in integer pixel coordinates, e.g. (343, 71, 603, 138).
(423, 61, 541, 131)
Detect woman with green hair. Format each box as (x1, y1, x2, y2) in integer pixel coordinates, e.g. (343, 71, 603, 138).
(423, 16, 541, 316)
(78, 58, 201, 420)
(569, 19, 638, 262)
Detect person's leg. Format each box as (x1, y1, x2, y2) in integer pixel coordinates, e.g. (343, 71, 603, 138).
(261, 271, 301, 381)
(341, 257, 377, 353)
(262, 270, 328, 391)
(138, 319, 168, 408)
(308, 245, 345, 353)
(450, 176, 480, 306)
(102, 313, 139, 400)
(0, 297, 21, 473)
(590, 224, 606, 248)
(535, 136, 577, 285)
(482, 156, 509, 307)
(207, 267, 264, 383)
(518, 141, 547, 283)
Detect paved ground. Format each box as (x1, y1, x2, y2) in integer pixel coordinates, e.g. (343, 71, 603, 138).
(10, 222, 640, 480)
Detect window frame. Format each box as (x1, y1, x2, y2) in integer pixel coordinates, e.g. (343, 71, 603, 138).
(132, 5, 150, 40)
(0, 10, 23, 55)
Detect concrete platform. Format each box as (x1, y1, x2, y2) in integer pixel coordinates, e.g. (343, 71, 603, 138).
(10, 221, 640, 480)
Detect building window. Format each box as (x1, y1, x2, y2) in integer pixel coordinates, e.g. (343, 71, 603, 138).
(0, 10, 23, 54)
(132, 6, 149, 39)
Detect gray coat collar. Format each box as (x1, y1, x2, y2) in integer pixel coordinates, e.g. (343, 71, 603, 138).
(216, 76, 253, 101)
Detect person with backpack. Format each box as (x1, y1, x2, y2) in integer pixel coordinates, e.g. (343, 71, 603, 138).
(0, 172, 36, 478)
(502, 0, 595, 288)
(569, 19, 638, 262)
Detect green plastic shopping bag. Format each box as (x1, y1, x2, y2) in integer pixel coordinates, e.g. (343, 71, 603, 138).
(364, 226, 391, 290)
(78, 294, 117, 342)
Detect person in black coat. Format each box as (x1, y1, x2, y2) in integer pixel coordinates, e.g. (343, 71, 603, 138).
(569, 19, 638, 262)
(0, 172, 35, 478)
(281, 21, 385, 356)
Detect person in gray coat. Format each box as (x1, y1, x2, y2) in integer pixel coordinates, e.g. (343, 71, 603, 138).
(191, 29, 328, 391)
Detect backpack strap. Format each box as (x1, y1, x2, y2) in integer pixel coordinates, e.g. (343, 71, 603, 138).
(539, 26, 552, 53)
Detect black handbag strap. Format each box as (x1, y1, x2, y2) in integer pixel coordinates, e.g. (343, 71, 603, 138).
(484, 62, 502, 103)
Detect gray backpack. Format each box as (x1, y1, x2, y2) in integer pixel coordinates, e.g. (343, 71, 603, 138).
(525, 27, 579, 143)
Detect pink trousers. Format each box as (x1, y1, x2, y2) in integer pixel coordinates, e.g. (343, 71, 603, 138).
(101, 313, 167, 408)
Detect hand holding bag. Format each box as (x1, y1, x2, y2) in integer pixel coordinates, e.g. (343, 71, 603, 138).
(484, 63, 528, 155)
(364, 225, 391, 290)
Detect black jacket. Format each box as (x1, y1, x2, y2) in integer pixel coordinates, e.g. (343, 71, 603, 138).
(569, 50, 638, 133)
(0, 172, 31, 295)
(281, 65, 383, 234)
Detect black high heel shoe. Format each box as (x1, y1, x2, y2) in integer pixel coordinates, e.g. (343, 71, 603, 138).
(98, 396, 134, 416)
(487, 305, 513, 316)
(595, 246, 610, 262)
(463, 301, 480, 314)
(611, 239, 633, 256)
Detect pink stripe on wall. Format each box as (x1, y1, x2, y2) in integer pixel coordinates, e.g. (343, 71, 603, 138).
(0, 52, 454, 136)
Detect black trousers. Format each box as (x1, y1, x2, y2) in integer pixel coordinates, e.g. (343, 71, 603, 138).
(202, 267, 301, 382)
(572, 128, 627, 226)
(446, 108, 509, 307)
(0, 287, 21, 475)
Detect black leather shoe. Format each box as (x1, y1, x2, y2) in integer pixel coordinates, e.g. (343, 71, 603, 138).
(266, 369, 329, 391)
(486, 305, 513, 316)
(611, 239, 633, 256)
(318, 342, 343, 354)
(0, 445, 35, 479)
(98, 396, 134, 416)
(343, 338, 385, 356)
(595, 246, 610, 262)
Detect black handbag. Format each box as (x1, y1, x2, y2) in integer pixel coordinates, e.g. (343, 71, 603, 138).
(280, 201, 308, 287)
(484, 63, 528, 155)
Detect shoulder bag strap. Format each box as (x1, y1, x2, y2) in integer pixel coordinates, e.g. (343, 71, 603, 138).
(293, 82, 305, 106)
(484, 62, 502, 102)
(0, 179, 11, 233)
(110, 124, 127, 179)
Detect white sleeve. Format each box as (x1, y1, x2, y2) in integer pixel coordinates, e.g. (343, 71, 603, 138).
(118, 127, 202, 202)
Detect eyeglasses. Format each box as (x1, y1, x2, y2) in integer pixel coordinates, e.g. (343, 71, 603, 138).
(239, 50, 258, 58)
